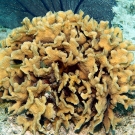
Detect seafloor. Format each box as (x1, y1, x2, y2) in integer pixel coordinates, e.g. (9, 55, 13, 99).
(0, 0, 135, 135)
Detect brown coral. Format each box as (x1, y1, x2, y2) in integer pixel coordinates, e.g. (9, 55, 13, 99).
(0, 10, 135, 135)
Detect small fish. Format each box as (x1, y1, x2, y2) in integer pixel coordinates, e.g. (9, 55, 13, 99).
(10, 64, 23, 68)
(40, 61, 49, 68)
(10, 59, 23, 68)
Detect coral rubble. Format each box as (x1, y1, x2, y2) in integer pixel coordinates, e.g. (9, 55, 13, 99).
(0, 10, 135, 135)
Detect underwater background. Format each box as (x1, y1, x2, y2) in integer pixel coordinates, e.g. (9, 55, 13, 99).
(0, 0, 116, 28)
(0, 0, 135, 135)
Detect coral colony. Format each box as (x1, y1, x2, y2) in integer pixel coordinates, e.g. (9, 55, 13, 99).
(0, 10, 135, 135)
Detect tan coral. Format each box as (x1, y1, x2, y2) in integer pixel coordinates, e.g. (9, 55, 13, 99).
(0, 56, 11, 81)
(44, 103, 56, 121)
(66, 92, 79, 105)
(0, 10, 135, 135)
(17, 96, 47, 134)
(110, 49, 133, 65)
(21, 41, 33, 58)
(20, 56, 41, 75)
(43, 46, 67, 65)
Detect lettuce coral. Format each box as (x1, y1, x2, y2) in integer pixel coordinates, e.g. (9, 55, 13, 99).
(0, 10, 135, 135)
